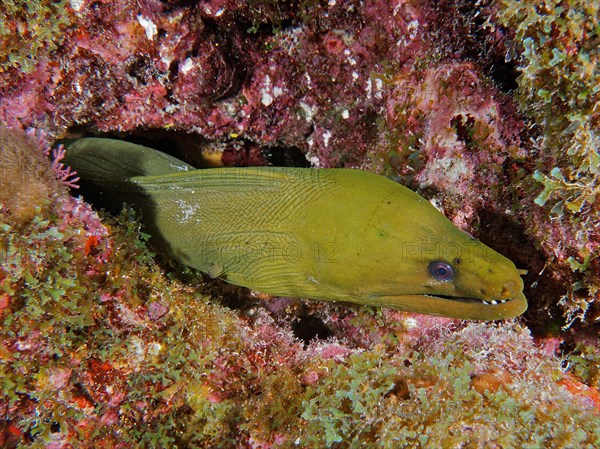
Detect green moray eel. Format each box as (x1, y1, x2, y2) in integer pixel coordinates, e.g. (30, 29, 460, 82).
(62, 137, 527, 320)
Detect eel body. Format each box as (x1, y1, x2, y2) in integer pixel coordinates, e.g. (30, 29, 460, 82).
(63, 138, 527, 320)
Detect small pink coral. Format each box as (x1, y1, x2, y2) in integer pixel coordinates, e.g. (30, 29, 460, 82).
(48, 368, 72, 390)
(46, 145, 80, 189)
(303, 371, 320, 385)
(317, 343, 353, 362)
(147, 301, 169, 321)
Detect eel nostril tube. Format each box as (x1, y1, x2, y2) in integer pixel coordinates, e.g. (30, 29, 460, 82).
(501, 281, 517, 298)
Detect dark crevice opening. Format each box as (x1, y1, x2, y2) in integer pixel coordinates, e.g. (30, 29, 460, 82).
(476, 209, 567, 337)
(292, 314, 333, 345)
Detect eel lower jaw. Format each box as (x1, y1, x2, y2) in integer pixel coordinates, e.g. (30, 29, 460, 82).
(365, 291, 528, 321)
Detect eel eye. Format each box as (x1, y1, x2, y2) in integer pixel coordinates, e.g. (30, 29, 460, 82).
(428, 261, 455, 282)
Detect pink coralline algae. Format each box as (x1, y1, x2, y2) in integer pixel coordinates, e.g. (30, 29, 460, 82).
(380, 62, 524, 219)
(0, 0, 412, 161)
(46, 145, 80, 189)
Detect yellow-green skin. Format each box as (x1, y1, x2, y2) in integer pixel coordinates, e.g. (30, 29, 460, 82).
(63, 138, 527, 320)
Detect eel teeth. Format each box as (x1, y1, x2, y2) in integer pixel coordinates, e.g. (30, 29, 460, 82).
(482, 299, 509, 305)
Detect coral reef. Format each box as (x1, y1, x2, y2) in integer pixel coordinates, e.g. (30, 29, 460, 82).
(1, 181, 599, 446)
(2, 0, 591, 328)
(495, 0, 599, 326)
(0, 0, 599, 446)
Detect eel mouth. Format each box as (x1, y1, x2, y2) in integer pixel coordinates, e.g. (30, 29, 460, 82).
(423, 294, 512, 305)
(367, 291, 528, 321)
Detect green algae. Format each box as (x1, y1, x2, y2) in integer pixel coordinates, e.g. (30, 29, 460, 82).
(299, 324, 600, 449)
(0, 0, 75, 73)
(497, 0, 599, 321)
(566, 342, 600, 390)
